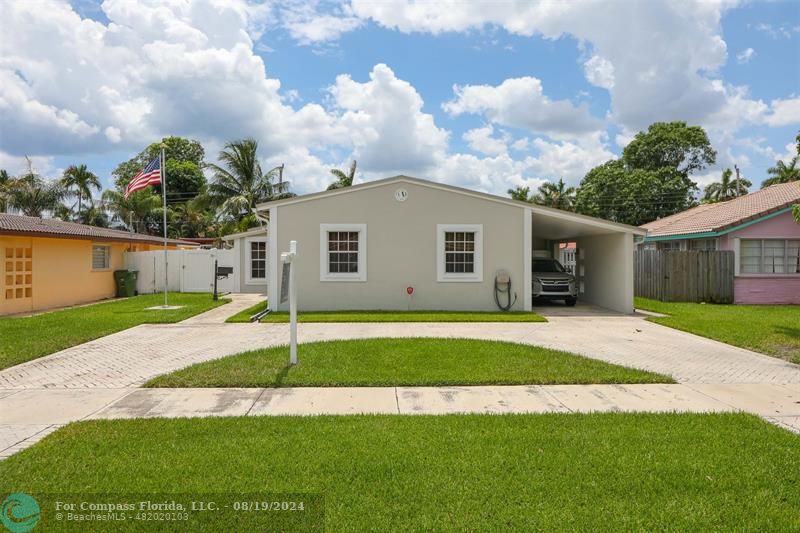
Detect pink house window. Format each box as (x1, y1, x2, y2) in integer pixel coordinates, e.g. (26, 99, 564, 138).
(740, 239, 800, 274)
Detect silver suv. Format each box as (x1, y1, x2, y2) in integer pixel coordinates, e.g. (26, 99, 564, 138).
(532, 257, 577, 306)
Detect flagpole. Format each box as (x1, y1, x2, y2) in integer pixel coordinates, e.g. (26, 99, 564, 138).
(161, 148, 168, 307)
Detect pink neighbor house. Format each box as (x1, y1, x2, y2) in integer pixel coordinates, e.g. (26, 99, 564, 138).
(640, 182, 800, 304)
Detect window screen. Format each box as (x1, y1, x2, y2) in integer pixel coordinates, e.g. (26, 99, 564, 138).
(740, 240, 761, 274)
(740, 239, 800, 274)
(444, 231, 475, 273)
(788, 240, 800, 274)
(328, 231, 359, 273)
(92, 245, 109, 270)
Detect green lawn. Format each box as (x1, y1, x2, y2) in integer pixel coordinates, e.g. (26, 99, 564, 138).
(0, 414, 797, 530)
(225, 299, 269, 323)
(636, 297, 800, 364)
(0, 293, 228, 370)
(146, 337, 672, 387)
(256, 309, 546, 322)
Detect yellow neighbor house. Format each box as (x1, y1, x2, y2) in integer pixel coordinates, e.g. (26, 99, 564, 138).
(1, 213, 196, 316)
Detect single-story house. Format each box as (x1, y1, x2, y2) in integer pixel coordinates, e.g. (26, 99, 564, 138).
(640, 181, 800, 304)
(1, 213, 196, 315)
(257, 175, 646, 314)
(222, 226, 268, 294)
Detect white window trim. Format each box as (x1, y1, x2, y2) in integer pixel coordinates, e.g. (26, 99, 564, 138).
(245, 236, 268, 285)
(319, 224, 367, 282)
(437, 224, 483, 282)
(91, 244, 111, 271)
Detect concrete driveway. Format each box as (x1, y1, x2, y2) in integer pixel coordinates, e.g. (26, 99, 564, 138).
(1, 298, 799, 457)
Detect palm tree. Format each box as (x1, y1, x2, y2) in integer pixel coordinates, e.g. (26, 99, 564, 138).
(534, 178, 576, 210)
(328, 160, 357, 190)
(508, 185, 533, 202)
(761, 156, 800, 188)
(61, 164, 101, 217)
(207, 139, 290, 221)
(7, 158, 66, 217)
(102, 189, 161, 233)
(171, 194, 214, 238)
(703, 168, 751, 202)
(77, 205, 110, 227)
(0, 169, 10, 213)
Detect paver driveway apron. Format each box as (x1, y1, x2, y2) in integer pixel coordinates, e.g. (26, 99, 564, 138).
(1, 301, 799, 457)
(3, 304, 796, 389)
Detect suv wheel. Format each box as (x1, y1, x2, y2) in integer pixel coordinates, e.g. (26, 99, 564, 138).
(565, 297, 577, 307)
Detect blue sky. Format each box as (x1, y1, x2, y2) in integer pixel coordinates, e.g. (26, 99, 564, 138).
(1, 0, 798, 197)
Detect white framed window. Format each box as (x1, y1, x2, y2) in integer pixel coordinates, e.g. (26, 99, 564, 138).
(320, 224, 367, 282)
(245, 237, 267, 285)
(740, 239, 800, 274)
(689, 238, 717, 251)
(437, 224, 483, 282)
(91, 244, 110, 270)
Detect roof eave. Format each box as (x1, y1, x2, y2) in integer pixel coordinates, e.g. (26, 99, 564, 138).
(0, 229, 196, 246)
(257, 175, 646, 235)
(643, 206, 794, 241)
(222, 226, 268, 241)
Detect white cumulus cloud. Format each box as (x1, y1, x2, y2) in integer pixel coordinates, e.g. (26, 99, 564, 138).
(583, 55, 615, 89)
(443, 77, 603, 139)
(463, 126, 508, 156)
(736, 47, 755, 64)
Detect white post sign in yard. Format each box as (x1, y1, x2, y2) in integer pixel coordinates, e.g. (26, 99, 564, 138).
(281, 240, 298, 365)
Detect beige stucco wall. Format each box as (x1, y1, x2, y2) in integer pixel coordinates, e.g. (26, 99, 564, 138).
(232, 234, 269, 294)
(271, 181, 526, 311)
(575, 232, 635, 313)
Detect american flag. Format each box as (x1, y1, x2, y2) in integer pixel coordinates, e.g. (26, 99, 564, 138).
(124, 156, 162, 199)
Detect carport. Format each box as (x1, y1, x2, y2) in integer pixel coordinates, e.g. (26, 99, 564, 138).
(526, 206, 647, 314)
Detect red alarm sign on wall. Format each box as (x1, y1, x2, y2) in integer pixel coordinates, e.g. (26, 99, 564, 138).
(406, 286, 414, 295)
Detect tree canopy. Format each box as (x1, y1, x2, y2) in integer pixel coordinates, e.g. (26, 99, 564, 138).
(61, 164, 101, 217)
(507, 185, 533, 202)
(761, 134, 800, 188)
(622, 121, 716, 175)
(575, 121, 714, 225)
(703, 168, 751, 203)
(207, 138, 293, 223)
(6, 158, 66, 217)
(534, 178, 575, 210)
(328, 160, 357, 190)
(113, 136, 206, 199)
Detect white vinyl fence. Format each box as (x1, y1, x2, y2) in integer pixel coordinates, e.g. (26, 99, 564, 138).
(124, 248, 234, 294)
(559, 247, 577, 275)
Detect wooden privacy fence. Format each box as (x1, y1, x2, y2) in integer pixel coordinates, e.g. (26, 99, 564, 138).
(634, 250, 735, 303)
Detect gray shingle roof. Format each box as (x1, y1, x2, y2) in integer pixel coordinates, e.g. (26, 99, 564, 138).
(0, 213, 196, 246)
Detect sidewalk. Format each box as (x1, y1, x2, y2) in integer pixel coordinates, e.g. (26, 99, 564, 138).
(1, 298, 798, 459)
(2, 383, 798, 458)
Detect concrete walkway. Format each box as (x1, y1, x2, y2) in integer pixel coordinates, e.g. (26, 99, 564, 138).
(1, 382, 798, 458)
(180, 292, 264, 324)
(1, 300, 799, 458)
